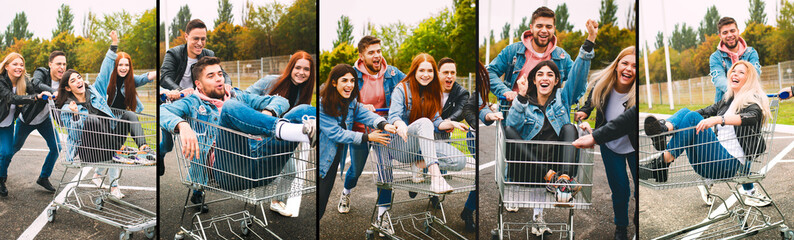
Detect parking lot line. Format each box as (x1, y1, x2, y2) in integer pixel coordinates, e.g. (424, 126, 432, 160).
(18, 167, 93, 240)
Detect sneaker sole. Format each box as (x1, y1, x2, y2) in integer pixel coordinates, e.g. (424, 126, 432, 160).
(644, 116, 668, 151)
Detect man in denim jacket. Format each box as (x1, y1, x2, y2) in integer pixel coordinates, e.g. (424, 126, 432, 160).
(160, 57, 316, 212)
(487, 7, 597, 108)
(709, 17, 761, 102)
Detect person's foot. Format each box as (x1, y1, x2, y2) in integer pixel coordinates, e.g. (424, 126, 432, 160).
(554, 174, 581, 206)
(410, 163, 425, 183)
(115, 145, 137, 155)
(639, 155, 670, 182)
(429, 196, 441, 209)
(644, 116, 669, 151)
(135, 145, 156, 166)
(378, 211, 394, 237)
(36, 177, 56, 192)
(269, 201, 292, 217)
(92, 173, 104, 188)
(302, 116, 316, 147)
(615, 226, 629, 240)
(0, 177, 8, 197)
(698, 184, 714, 206)
(430, 178, 453, 194)
(505, 204, 518, 212)
(460, 208, 475, 232)
(337, 192, 351, 213)
(190, 191, 209, 213)
(110, 187, 125, 199)
(531, 215, 552, 236)
(543, 170, 559, 193)
(741, 187, 772, 207)
(112, 154, 136, 164)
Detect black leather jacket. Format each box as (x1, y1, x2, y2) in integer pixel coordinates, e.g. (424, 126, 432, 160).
(20, 67, 55, 123)
(441, 82, 469, 122)
(0, 72, 38, 122)
(592, 105, 638, 150)
(578, 89, 637, 151)
(696, 97, 766, 158)
(159, 44, 231, 90)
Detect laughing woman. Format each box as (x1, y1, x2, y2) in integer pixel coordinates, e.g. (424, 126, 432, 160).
(575, 46, 637, 240)
(0, 53, 52, 197)
(318, 64, 396, 220)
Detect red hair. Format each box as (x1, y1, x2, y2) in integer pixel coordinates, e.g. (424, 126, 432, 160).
(401, 53, 442, 123)
(269, 50, 315, 108)
(107, 52, 138, 111)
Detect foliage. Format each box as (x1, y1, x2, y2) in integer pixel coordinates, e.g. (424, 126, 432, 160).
(273, 0, 316, 55)
(53, 4, 74, 38)
(333, 15, 354, 49)
(513, 17, 530, 40)
(655, 31, 664, 49)
(500, 22, 511, 40)
(4, 12, 33, 48)
(555, 3, 574, 32)
(697, 5, 720, 43)
(318, 43, 358, 85)
(669, 23, 697, 52)
(206, 22, 242, 62)
(449, 0, 476, 74)
(244, 1, 286, 57)
(369, 22, 409, 66)
(170, 5, 192, 40)
(215, 0, 234, 28)
(598, 0, 618, 27)
(747, 0, 767, 25)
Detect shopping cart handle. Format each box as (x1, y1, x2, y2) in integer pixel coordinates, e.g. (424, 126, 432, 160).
(776, 92, 790, 99)
(374, 108, 389, 112)
(160, 93, 185, 101)
(41, 95, 50, 100)
(497, 96, 507, 100)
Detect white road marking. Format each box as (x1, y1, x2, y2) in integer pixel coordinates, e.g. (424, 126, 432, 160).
(18, 167, 93, 240)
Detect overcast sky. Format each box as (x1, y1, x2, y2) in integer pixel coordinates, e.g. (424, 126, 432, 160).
(0, 0, 155, 39)
(640, 0, 781, 51)
(160, 0, 296, 32)
(320, 0, 455, 51)
(479, 0, 635, 47)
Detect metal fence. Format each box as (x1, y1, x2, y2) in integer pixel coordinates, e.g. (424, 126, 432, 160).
(641, 60, 794, 107)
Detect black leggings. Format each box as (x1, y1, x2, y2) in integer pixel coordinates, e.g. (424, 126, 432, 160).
(318, 144, 344, 220)
(505, 123, 579, 183)
(77, 111, 147, 162)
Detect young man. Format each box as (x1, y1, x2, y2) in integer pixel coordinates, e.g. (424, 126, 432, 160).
(160, 19, 231, 93)
(487, 6, 597, 107)
(709, 17, 761, 102)
(334, 36, 405, 235)
(160, 57, 315, 213)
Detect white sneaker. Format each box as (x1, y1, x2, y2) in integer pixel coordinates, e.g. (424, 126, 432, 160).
(337, 192, 350, 213)
(378, 211, 394, 237)
(269, 201, 293, 217)
(697, 184, 714, 206)
(531, 215, 552, 236)
(741, 188, 772, 207)
(302, 116, 316, 147)
(505, 204, 519, 212)
(110, 187, 125, 199)
(410, 163, 425, 183)
(430, 178, 453, 194)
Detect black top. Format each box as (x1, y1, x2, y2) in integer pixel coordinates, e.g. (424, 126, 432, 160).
(159, 44, 231, 90)
(0, 72, 37, 121)
(440, 82, 470, 122)
(110, 79, 126, 110)
(517, 90, 559, 141)
(287, 83, 302, 107)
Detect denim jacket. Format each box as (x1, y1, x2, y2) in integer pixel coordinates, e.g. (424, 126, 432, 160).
(488, 43, 593, 106)
(245, 75, 283, 96)
(355, 65, 405, 107)
(60, 86, 117, 160)
(159, 88, 289, 160)
(388, 83, 444, 131)
(318, 98, 386, 178)
(709, 47, 761, 102)
(504, 48, 592, 140)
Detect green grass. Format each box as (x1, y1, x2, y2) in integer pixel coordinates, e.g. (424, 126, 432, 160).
(639, 100, 794, 125)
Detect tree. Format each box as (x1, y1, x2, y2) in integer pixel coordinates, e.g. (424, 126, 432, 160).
(513, 17, 530, 40)
(697, 5, 720, 43)
(82, 11, 99, 40)
(670, 23, 697, 52)
(449, 0, 476, 74)
(655, 31, 664, 49)
(273, 0, 317, 55)
(170, 5, 192, 40)
(625, 1, 635, 31)
(53, 4, 74, 38)
(245, 1, 285, 57)
(319, 43, 358, 84)
(599, 0, 618, 27)
(500, 22, 511, 40)
(123, 8, 157, 69)
(747, 0, 767, 25)
(555, 3, 574, 32)
(159, 22, 165, 42)
(4, 12, 34, 48)
(215, 0, 234, 28)
(396, 9, 454, 71)
(206, 22, 242, 61)
(333, 15, 354, 49)
(370, 22, 409, 66)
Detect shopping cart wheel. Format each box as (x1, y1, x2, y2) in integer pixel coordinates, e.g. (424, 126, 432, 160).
(95, 198, 104, 211)
(47, 208, 56, 223)
(174, 233, 184, 240)
(423, 220, 432, 235)
(145, 227, 155, 239)
(240, 219, 251, 236)
(119, 231, 131, 240)
(782, 228, 794, 240)
(365, 229, 375, 240)
(490, 229, 499, 240)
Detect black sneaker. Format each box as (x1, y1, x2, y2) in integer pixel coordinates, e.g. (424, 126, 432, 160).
(190, 191, 209, 213)
(0, 177, 7, 197)
(644, 116, 668, 151)
(639, 155, 670, 183)
(36, 177, 56, 192)
(614, 226, 628, 240)
(460, 208, 475, 232)
(429, 196, 441, 209)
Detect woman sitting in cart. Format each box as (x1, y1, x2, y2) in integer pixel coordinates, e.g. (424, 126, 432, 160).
(641, 60, 772, 207)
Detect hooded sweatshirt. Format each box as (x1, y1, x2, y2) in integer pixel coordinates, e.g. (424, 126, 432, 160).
(353, 58, 388, 132)
(718, 36, 748, 64)
(517, 30, 558, 84)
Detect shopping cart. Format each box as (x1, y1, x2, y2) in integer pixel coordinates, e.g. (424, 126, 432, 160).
(43, 97, 157, 240)
(489, 119, 594, 240)
(639, 94, 793, 239)
(364, 112, 476, 240)
(170, 116, 316, 240)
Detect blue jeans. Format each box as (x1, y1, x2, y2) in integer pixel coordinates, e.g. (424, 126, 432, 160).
(10, 119, 60, 178)
(666, 108, 752, 190)
(0, 124, 15, 177)
(601, 146, 637, 227)
(465, 190, 476, 210)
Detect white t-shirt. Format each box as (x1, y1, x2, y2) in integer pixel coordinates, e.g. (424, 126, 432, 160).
(180, 57, 199, 90)
(717, 103, 746, 164)
(604, 89, 634, 154)
(24, 79, 59, 125)
(1, 87, 17, 127)
(442, 92, 450, 106)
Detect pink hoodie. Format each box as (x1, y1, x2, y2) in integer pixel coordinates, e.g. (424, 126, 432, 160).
(194, 84, 233, 112)
(517, 30, 557, 85)
(718, 36, 748, 64)
(352, 58, 389, 132)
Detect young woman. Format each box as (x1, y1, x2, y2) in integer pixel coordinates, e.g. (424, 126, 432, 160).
(504, 42, 590, 235)
(0, 53, 51, 197)
(318, 64, 396, 220)
(245, 50, 316, 217)
(91, 31, 156, 199)
(642, 60, 772, 207)
(574, 46, 636, 240)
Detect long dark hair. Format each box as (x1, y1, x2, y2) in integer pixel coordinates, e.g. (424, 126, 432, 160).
(320, 64, 358, 117)
(55, 69, 82, 108)
(402, 53, 442, 123)
(527, 60, 561, 97)
(107, 52, 138, 111)
(476, 61, 490, 111)
(268, 51, 315, 107)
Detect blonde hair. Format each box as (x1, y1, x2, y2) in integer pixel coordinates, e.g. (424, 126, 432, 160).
(724, 60, 771, 123)
(0, 52, 27, 96)
(589, 46, 636, 110)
